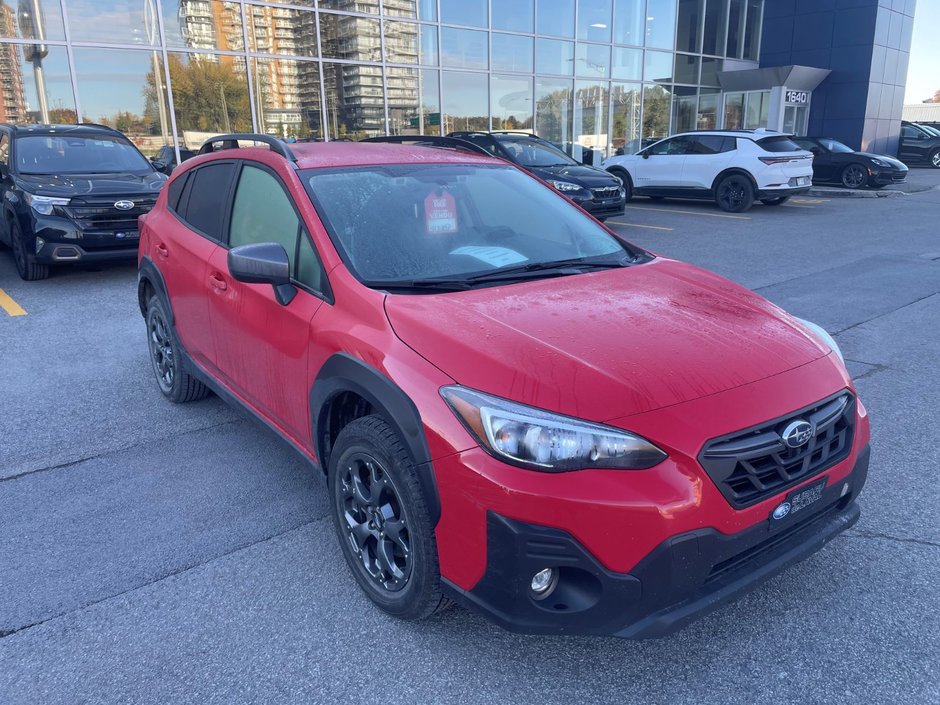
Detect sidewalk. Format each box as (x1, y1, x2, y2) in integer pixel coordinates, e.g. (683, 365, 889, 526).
(809, 167, 940, 198)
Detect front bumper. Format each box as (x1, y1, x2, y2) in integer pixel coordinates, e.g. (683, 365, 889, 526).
(869, 169, 907, 186)
(27, 212, 143, 264)
(571, 194, 626, 219)
(444, 445, 868, 639)
(756, 185, 811, 199)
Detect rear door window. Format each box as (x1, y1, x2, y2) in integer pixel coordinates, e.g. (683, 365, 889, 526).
(178, 162, 236, 241)
(757, 136, 803, 153)
(688, 135, 733, 155)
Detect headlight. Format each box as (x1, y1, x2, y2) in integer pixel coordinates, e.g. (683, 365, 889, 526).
(23, 193, 70, 215)
(441, 386, 667, 472)
(549, 180, 584, 194)
(870, 158, 889, 168)
(797, 318, 844, 363)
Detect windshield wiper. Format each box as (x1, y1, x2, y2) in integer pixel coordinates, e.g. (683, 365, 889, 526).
(360, 278, 474, 293)
(464, 256, 631, 283)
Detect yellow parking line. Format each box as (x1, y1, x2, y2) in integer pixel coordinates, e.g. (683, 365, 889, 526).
(781, 204, 816, 209)
(0, 288, 26, 317)
(624, 205, 751, 220)
(792, 198, 829, 204)
(606, 220, 674, 231)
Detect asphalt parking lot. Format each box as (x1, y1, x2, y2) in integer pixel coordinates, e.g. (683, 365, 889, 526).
(2, 174, 939, 704)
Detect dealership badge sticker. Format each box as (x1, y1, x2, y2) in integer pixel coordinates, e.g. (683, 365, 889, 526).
(424, 191, 458, 234)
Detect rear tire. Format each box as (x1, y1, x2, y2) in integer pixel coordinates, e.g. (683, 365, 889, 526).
(715, 174, 755, 213)
(11, 220, 49, 281)
(930, 149, 940, 169)
(146, 295, 210, 403)
(329, 415, 448, 621)
(760, 196, 790, 206)
(840, 163, 868, 189)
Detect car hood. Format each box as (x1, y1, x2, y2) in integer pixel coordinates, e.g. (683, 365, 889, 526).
(385, 258, 831, 422)
(528, 163, 621, 188)
(14, 171, 167, 199)
(854, 152, 908, 169)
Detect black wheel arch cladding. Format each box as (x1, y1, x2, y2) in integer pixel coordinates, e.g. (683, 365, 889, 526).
(138, 256, 172, 322)
(311, 353, 441, 526)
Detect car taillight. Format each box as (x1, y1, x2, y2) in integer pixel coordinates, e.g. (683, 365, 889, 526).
(759, 156, 795, 165)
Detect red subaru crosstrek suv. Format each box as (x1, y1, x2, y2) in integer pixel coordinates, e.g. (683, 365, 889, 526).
(138, 134, 870, 638)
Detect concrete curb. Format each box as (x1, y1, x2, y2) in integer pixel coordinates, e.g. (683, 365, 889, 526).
(807, 186, 907, 198)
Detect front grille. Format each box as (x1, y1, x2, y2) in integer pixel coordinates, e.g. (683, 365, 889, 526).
(62, 196, 158, 234)
(698, 392, 855, 508)
(891, 172, 907, 182)
(591, 186, 621, 199)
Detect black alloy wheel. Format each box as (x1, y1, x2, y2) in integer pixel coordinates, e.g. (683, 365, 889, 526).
(11, 220, 49, 281)
(841, 164, 868, 189)
(716, 175, 755, 213)
(145, 296, 209, 403)
(931, 149, 940, 169)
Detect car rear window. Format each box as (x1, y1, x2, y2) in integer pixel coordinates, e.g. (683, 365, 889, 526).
(757, 136, 803, 153)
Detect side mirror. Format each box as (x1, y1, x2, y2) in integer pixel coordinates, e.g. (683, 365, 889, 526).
(228, 242, 296, 305)
(642, 151, 651, 159)
(151, 159, 170, 174)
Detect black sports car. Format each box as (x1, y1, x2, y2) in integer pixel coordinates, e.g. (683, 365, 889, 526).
(792, 137, 908, 189)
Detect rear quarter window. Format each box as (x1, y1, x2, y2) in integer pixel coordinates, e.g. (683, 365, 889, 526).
(166, 172, 189, 213)
(757, 136, 804, 153)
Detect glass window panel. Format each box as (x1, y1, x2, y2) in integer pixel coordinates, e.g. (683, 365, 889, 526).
(744, 90, 769, 129)
(578, 0, 612, 43)
(492, 33, 533, 73)
(261, 0, 314, 6)
(166, 52, 251, 149)
(537, 0, 575, 38)
(442, 70, 488, 132)
(324, 62, 384, 138)
(575, 43, 610, 78)
(613, 0, 644, 46)
(700, 56, 720, 86)
(387, 67, 440, 135)
(703, 0, 728, 55)
(441, 0, 486, 28)
(246, 4, 316, 57)
(612, 47, 641, 80)
(726, 0, 744, 58)
(674, 53, 699, 84)
(491, 74, 533, 130)
(493, 1, 533, 33)
(162, 1, 244, 52)
(320, 13, 382, 62)
(642, 84, 672, 139)
(536, 39, 574, 75)
(610, 82, 641, 155)
(296, 233, 327, 292)
(535, 78, 572, 145)
(0, 45, 74, 125)
(0, 0, 65, 40)
(382, 0, 437, 21)
(743, 0, 763, 61)
(230, 165, 299, 260)
(723, 91, 744, 129)
(646, 0, 678, 49)
(671, 86, 696, 132)
(441, 27, 487, 69)
(71, 48, 171, 154)
(697, 89, 719, 130)
(320, 0, 378, 14)
(384, 21, 438, 66)
(644, 50, 673, 82)
(252, 57, 322, 140)
(574, 80, 609, 161)
(66, 0, 160, 44)
(677, 0, 704, 53)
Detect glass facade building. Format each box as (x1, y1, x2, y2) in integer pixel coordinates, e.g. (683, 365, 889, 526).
(0, 0, 765, 159)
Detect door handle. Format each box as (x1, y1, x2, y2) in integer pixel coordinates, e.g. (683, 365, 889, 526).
(156, 243, 169, 258)
(208, 272, 228, 291)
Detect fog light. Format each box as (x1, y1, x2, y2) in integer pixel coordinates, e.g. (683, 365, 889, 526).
(840, 482, 850, 498)
(530, 568, 557, 598)
(35, 236, 45, 254)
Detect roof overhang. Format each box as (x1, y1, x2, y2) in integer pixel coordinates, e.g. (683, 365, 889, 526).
(718, 65, 831, 92)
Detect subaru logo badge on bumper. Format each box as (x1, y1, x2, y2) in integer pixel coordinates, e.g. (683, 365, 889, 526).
(782, 420, 814, 448)
(772, 502, 791, 520)
(114, 200, 135, 210)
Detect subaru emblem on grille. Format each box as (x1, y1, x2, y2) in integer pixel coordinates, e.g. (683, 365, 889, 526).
(772, 502, 791, 520)
(114, 200, 135, 210)
(782, 420, 814, 448)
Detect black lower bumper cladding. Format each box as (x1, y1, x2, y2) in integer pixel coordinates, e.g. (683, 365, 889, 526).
(444, 445, 870, 639)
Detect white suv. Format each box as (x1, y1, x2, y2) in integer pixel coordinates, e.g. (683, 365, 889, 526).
(603, 129, 814, 213)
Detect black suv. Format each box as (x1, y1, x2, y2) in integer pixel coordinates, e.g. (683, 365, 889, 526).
(0, 123, 167, 280)
(446, 131, 626, 221)
(150, 145, 197, 175)
(898, 121, 940, 169)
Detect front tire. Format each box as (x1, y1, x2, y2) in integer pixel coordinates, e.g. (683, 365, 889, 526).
(146, 295, 210, 403)
(840, 163, 868, 189)
(930, 149, 940, 169)
(715, 174, 755, 212)
(11, 220, 49, 281)
(607, 167, 633, 202)
(329, 415, 447, 620)
(760, 196, 790, 206)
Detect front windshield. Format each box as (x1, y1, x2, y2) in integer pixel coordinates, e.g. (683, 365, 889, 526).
(304, 163, 637, 286)
(498, 138, 580, 168)
(920, 124, 940, 137)
(820, 138, 854, 153)
(16, 134, 152, 175)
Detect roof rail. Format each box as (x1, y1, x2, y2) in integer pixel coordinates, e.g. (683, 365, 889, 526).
(361, 134, 492, 157)
(198, 133, 297, 162)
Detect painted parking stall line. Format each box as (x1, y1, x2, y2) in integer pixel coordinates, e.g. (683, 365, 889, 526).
(623, 205, 751, 220)
(607, 221, 674, 231)
(0, 287, 26, 316)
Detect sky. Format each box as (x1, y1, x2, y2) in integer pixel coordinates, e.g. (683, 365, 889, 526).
(905, 1, 940, 103)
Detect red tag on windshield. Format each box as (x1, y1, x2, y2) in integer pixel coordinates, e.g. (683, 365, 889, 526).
(424, 191, 458, 234)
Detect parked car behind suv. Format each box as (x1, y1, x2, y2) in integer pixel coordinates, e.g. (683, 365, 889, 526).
(603, 129, 814, 212)
(151, 145, 197, 175)
(792, 136, 907, 189)
(445, 130, 626, 221)
(139, 133, 869, 639)
(0, 123, 167, 280)
(898, 121, 940, 168)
